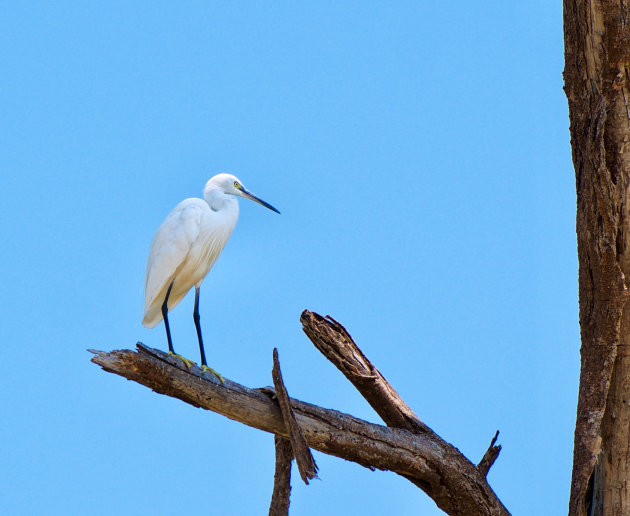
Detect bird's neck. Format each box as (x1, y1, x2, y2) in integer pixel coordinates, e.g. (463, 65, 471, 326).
(204, 186, 238, 214)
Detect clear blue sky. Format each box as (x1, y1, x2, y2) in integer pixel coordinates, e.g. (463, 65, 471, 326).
(1, 2, 573, 515)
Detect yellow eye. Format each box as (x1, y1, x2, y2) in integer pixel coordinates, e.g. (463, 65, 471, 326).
(234, 181, 241, 189)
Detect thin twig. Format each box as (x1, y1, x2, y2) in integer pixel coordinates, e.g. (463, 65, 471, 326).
(477, 430, 502, 477)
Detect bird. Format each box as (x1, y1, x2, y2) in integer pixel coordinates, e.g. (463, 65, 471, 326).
(142, 173, 280, 382)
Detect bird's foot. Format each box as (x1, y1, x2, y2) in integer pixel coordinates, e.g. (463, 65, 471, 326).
(168, 351, 196, 370)
(201, 365, 225, 384)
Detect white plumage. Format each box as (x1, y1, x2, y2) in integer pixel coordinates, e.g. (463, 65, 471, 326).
(143, 197, 237, 327)
(142, 173, 279, 378)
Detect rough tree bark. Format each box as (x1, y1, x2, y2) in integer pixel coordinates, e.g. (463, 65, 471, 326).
(91, 314, 509, 515)
(564, 1, 630, 514)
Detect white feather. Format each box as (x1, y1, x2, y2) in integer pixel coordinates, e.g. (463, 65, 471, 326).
(142, 176, 241, 328)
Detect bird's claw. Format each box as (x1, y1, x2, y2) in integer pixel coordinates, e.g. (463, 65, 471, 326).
(168, 351, 196, 370)
(201, 365, 225, 384)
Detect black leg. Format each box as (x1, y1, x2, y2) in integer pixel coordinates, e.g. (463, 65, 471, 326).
(194, 286, 208, 366)
(162, 282, 175, 354)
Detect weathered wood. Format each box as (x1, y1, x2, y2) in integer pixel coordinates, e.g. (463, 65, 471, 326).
(300, 311, 508, 514)
(564, 1, 630, 514)
(271, 348, 318, 484)
(477, 431, 501, 478)
(300, 311, 431, 434)
(91, 343, 509, 516)
(91, 344, 441, 479)
(269, 436, 293, 516)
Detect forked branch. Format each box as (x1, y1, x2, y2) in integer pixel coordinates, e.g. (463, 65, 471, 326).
(91, 312, 508, 516)
(300, 311, 506, 514)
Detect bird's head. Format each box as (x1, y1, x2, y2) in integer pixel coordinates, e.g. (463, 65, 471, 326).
(206, 173, 280, 214)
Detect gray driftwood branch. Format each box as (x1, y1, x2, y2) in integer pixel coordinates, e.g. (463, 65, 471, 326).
(91, 312, 508, 516)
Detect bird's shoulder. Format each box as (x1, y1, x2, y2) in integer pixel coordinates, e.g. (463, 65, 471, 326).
(169, 197, 210, 218)
(151, 198, 211, 248)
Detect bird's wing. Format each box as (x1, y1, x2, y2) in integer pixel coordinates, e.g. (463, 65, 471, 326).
(143, 199, 206, 325)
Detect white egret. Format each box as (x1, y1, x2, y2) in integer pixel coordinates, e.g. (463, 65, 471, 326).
(142, 173, 280, 381)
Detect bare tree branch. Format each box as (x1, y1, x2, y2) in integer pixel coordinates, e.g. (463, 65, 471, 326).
(90, 343, 437, 477)
(269, 436, 293, 516)
(300, 311, 507, 514)
(300, 311, 431, 434)
(477, 431, 501, 478)
(271, 348, 318, 484)
(90, 340, 508, 515)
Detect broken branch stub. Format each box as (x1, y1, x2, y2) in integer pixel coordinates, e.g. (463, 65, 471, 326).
(271, 348, 318, 484)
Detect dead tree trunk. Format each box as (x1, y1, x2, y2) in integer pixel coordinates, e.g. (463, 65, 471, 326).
(564, 2, 630, 514)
